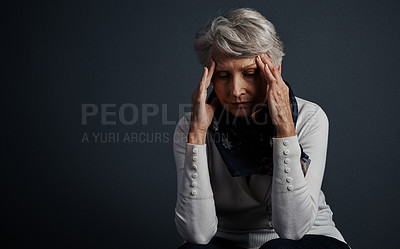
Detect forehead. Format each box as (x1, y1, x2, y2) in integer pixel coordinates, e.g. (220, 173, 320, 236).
(213, 53, 256, 71)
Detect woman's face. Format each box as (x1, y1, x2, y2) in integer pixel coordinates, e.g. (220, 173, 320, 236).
(211, 54, 270, 118)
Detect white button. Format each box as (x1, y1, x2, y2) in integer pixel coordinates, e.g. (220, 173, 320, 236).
(287, 185, 294, 191)
(191, 173, 198, 179)
(283, 140, 289, 146)
(284, 158, 290, 164)
(191, 182, 197, 187)
(268, 221, 273, 227)
(286, 177, 293, 183)
(191, 190, 197, 196)
(192, 148, 198, 154)
(192, 156, 198, 162)
(283, 150, 289, 155)
(284, 167, 291, 173)
(192, 164, 198, 170)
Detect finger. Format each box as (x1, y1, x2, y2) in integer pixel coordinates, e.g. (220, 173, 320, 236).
(261, 53, 282, 82)
(259, 53, 270, 65)
(255, 55, 264, 70)
(256, 55, 275, 84)
(199, 66, 209, 89)
(256, 55, 268, 78)
(205, 60, 216, 88)
(260, 53, 276, 71)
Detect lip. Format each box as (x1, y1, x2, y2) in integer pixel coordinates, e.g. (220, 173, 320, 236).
(230, 101, 253, 107)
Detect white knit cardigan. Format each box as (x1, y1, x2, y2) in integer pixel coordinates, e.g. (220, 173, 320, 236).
(173, 97, 347, 249)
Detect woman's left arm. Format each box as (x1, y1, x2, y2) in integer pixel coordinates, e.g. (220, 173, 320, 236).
(256, 54, 328, 239)
(271, 107, 329, 240)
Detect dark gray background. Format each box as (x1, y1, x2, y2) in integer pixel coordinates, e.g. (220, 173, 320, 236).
(3, 0, 400, 248)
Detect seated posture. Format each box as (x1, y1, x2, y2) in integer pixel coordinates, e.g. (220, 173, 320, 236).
(173, 8, 350, 249)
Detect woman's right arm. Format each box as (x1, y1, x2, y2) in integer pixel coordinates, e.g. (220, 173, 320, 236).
(173, 61, 219, 244)
(173, 114, 217, 244)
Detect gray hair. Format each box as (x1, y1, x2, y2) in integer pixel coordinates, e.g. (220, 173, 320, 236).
(194, 8, 284, 67)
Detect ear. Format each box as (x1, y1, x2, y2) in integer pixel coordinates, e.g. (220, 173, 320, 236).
(277, 61, 282, 74)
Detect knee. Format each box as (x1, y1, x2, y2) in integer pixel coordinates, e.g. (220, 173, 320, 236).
(260, 238, 294, 249)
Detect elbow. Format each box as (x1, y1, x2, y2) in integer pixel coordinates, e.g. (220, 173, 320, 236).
(273, 224, 304, 240)
(273, 210, 317, 240)
(183, 231, 216, 245)
(175, 214, 217, 245)
(273, 224, 308, 241)
(272, 195, 319, 240)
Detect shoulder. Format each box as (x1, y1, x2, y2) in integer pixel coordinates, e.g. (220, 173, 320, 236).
(295, 97, 329, 136)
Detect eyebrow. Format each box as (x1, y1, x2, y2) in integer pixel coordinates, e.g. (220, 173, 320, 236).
(215, 62, 257, 72)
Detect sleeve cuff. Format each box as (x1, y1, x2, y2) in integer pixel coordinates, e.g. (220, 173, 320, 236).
(272, 135, 305, 192)
(178, 143, 213, 199)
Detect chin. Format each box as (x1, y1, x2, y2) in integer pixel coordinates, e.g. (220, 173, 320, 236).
(227, 108, 252, 118)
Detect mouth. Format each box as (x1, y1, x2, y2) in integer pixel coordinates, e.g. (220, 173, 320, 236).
(230, 101, 253, 108)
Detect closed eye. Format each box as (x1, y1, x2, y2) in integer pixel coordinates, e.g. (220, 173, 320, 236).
(243, 69, 258, 77)
(215, 72, 230, 78)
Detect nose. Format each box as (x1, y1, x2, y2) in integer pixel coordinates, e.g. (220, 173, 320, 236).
(230, 75, 246, 98)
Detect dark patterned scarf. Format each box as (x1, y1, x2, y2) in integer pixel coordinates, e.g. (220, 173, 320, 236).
(206, 80, 311, 177)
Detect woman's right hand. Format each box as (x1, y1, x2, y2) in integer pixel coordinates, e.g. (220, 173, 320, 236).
(188, 60, 219, 145)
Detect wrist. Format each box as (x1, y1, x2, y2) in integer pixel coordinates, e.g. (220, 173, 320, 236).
(275, 123, 296, 138)
(188, 129, 207, 145)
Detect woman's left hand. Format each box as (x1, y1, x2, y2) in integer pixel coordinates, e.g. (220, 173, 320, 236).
(256, 53, 296, 138)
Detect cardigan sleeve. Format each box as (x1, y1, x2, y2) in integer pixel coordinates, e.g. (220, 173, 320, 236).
(271, 105, 329, 240)
(173, 113, 218, 244)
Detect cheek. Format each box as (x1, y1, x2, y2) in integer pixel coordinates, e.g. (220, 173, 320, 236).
(250, 77, 267, 95)
(212, 85, 227, 103)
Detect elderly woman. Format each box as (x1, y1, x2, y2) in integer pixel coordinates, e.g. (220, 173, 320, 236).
(173, 8, 350, 249)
